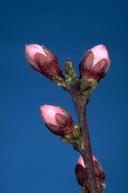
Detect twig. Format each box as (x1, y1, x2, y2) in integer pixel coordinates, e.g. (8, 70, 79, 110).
(69, 80, 98, 193)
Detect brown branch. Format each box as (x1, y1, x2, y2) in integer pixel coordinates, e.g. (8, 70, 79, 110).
(69, 80, 98, 193)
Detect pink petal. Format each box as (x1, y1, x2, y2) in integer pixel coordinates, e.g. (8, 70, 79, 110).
(25, 44, 46, 71)
(40, 104, 66, 126)
(90, 44, 110, 67)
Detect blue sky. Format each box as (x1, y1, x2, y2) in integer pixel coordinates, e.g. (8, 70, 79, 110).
(0, 0, 127, 193)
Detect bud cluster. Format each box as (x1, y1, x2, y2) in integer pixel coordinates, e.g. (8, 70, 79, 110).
(25, 43, 110, 193)
(25, 43, 110, 84)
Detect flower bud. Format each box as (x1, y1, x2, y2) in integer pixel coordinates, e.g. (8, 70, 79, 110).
(80, 44, 110, 81)
(25, 44, 62, 80)
(75, 155, 105, 191)
(40, 104, 74, 136)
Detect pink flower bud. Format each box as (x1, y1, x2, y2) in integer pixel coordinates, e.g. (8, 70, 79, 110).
(80, 44, 110, 81)
(75, 155, 105, 191)
(25, 44, 62, 79)
(40, 104, 74, 136)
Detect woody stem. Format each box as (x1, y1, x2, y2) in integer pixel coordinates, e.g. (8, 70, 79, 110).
(70, 85, 98, 193)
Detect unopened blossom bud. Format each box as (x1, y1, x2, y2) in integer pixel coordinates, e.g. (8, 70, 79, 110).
(40, 104, 74, 136)
(75, 155, 105, 191)
(25, 44, 62, 80)
(80, 44, 110, 81)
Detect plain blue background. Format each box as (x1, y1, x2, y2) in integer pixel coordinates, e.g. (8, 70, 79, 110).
(0, 0, 127, 193)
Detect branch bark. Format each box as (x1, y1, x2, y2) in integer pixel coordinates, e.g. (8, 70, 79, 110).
(69, 81, 98, 193)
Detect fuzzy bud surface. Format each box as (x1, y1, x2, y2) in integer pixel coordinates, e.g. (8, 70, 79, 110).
(25, 44, 62, 79)
(75, 155, 105, 191)
(40, 104, 74, 136)
(80, 44, 110, 81)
